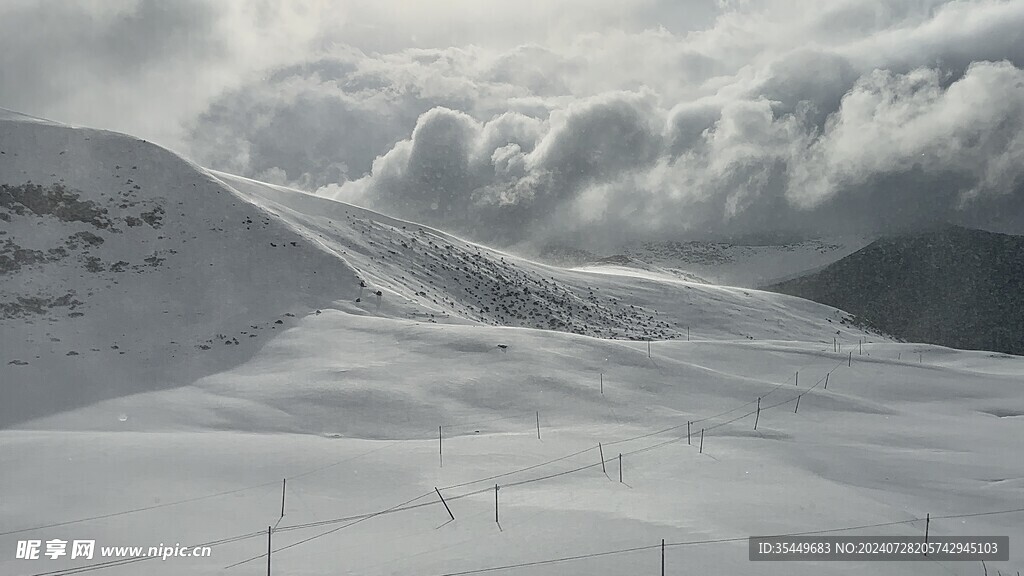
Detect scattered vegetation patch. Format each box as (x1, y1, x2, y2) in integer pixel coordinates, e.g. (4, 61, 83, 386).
(142, 253, 165, 267)
(66, 231, 104, 247)
(0, 292, 84, 319)
(0, 238, 47, 274)
(0, 183, 113, 228)
(82, 255, 105, 272)
(140, 205, 165, 228)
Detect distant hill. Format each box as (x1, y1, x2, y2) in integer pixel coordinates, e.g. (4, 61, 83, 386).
(768, 226, 1024, 355)
(535, 235, 872, 287)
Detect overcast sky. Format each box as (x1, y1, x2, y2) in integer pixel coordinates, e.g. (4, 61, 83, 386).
(2, 0, 1023, 249)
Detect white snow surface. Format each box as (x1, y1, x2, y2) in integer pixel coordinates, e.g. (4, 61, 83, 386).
(1, 111, 1022, 575)
(616, 238, 875, 288)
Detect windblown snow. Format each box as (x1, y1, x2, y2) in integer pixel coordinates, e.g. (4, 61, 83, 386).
(1, 110, 1021, 576)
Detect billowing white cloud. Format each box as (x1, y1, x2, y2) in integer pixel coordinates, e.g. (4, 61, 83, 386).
(4, 0, 1023, 247)
(790, 61, 1024, 209)
(317, 0, 1024, 247)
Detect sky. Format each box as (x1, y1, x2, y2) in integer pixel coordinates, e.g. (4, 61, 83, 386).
(2, 0, 1023, 250)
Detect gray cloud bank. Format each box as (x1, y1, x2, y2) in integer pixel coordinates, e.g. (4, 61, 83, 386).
(4, 0, 1024, 249)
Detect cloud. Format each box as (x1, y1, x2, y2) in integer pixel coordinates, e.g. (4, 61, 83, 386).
(791, 62, 1024, 207)
(4, 0, 1024, 249)
(0, 0, 344, 150)
(318, 0, 1024, 247)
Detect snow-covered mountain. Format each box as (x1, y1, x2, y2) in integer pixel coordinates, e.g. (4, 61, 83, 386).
(0, 108, 875, 429)
(2, 111, 1022, 576)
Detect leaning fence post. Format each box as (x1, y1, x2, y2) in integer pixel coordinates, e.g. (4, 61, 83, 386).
(754, 398, 760, 430)
(435, 487, 455, 521)
(536, 411, 541, 440)
(699, 429, 704, 453)
(794, 394, 801, 414)
(824, 373, 829, 390)
(599, 443, 606, 474)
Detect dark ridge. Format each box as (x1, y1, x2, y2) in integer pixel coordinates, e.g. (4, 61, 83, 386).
(767, 225, 1024, 355)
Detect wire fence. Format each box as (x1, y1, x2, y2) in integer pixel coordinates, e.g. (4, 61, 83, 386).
(13, 349, 1012, 576)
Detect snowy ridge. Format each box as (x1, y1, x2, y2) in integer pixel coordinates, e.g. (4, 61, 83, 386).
(618, 237, 874, 288)
(1, 112, 878, 428)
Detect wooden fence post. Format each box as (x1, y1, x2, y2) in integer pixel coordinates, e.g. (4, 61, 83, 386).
(280, 479, 286, 519)
(754, 398, 760, 430)
(661, 538, 665, 576)
(435, 487, 455, 521)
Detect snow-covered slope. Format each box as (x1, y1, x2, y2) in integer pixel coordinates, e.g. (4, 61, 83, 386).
(622, 237, 875, 287)
(2, 112, 1021, 576)
(0, 110, 363, 426)
(535, 236, 874, 288)
(1, 110, 876, 428)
